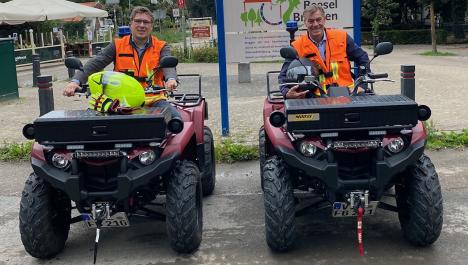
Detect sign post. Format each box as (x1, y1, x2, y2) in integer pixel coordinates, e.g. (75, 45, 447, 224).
(215, 0, 229, 136)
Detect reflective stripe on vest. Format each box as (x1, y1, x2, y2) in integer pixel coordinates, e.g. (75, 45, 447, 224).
(292, 29, 354, 88)
(114, 35, 167, 105)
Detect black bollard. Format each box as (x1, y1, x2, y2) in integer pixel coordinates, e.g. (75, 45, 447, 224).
(32, 54, 41, 87)
(66, 51, 75, 80)
(372, 33, 379, 54)
(401, 65, 415, 100)
(37, 75, 54, 116)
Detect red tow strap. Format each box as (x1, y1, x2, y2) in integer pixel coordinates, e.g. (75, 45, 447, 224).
(357, 207, 364, 256)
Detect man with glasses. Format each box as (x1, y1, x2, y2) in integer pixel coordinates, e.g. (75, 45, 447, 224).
(279, 5, 369, 99)
(63, 6, 180, 118)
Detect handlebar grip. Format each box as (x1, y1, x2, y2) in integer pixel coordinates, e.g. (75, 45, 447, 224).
(75, 86, 88, 94)
(368, 73, 388, 79)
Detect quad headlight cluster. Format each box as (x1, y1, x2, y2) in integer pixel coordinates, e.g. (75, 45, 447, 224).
(386, 137, 405, 153)
(138, 150, 156, 165)
(51, 153, 69, 169)
(298, 141, 318, 157)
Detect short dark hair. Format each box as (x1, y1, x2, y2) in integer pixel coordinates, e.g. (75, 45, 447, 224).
(130, 6, 154, 22)
(303, 5, 325, 18)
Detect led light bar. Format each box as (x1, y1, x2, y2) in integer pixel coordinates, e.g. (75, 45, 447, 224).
(333, 140, 381, 149)
(320, 132, 339, 138)
(73, 150, 122, 159)
(66, 144, 84, 150)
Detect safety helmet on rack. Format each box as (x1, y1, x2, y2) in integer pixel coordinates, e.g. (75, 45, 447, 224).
(286, 57, 319, 83)
(88, 71, 145, 108)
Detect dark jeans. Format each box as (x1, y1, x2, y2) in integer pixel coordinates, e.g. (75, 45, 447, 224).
(151, 100, 181, 119)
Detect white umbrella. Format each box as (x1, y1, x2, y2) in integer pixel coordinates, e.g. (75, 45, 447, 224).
(0, 3, 45, 25)
(3, 0, 108, 20)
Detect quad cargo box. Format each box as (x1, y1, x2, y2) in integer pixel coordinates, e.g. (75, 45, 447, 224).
(32, 108, 171, 146)
(285, 95, 419, 134)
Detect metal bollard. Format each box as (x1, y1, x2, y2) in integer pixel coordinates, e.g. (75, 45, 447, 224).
(37, 75, 54, 116)
(401, 65, 415, 100)
(238, 62, 251, 83)
(32, 54, 41, 87)
(66, 51, 75, 80)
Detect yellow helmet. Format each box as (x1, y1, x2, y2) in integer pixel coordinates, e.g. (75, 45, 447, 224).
(88, 71, 145, 108)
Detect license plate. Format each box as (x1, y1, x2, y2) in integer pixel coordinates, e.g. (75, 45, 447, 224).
(82, 212, 130, 228)
(332, 201, 378, 217)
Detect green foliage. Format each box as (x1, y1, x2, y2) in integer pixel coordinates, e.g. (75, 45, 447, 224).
(192, 47, 218, 63)
(171, 46, 218, 63)
(362, 0, 399, 34)
(419, 51, 456, 56)
(248, 8, 257, 26)
(215, 139, 259, 164)
(361, 29, 448, 44)
(0, 142, 33, 161)
(154, 29, 184, 43)
(240, 12, 248, 26)
(425, 121, 468, 150)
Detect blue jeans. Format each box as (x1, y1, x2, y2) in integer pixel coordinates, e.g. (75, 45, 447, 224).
(151, 100, 181, 119)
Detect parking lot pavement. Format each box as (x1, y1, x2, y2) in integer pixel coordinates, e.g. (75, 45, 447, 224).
(1, 149, 468, 265)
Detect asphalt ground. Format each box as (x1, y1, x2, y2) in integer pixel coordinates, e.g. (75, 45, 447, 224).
(1, 149, 468, 265)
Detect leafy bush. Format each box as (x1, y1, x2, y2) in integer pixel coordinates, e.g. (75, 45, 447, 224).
(0, 141, 32, 161)
(191, 46, 218, 63)
(170, 46, 218, 63)
(215, 139, 258, 163)
(361, 29, 448, 44)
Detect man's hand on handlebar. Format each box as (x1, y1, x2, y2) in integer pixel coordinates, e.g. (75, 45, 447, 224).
(63, 82, 81, 97)
(165, 79, 178, 91)
(286, 85, 308, 99)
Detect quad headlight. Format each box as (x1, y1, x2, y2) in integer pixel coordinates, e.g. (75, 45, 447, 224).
(138, 150, 156, 165)
(51, 153, 69, 169)
(299, 141, 317, 157)
(387, 137, 405, 153)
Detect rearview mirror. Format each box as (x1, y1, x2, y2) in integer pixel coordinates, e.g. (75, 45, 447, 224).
(64, 57, 83, 71)
(374, 42, 393, 56)
(159, 56, 178, 68)
(280, 47, 298, 60)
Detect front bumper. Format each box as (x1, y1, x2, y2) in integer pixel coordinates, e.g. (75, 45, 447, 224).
(276, 139, 426, 200)
(32, 153, 179, 202)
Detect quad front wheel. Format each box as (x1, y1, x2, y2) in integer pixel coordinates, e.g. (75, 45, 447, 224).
(396, 154, 443, 246)
(166, 160, 203, 253)
(263, 156, 296, 252)
(19, 173, 71, 258)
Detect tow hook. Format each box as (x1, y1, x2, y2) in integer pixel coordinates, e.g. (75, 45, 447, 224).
(91, 202, 110, 264)
(349, 191, 369, 256)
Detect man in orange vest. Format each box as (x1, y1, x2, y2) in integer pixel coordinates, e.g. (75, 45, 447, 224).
(63, 6, 180, 118)
(279, 5, 370, 99)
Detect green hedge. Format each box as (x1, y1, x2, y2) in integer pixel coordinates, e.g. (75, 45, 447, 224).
(171, 46, 218, 63)
(362, 29, 448, 45)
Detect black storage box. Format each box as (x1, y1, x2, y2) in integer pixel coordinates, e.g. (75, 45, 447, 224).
(285, 95, 419, 133)
(33, 108, 171, 145)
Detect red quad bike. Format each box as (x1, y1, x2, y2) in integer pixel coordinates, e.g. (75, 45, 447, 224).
(260, 42, 443, 254)
(20, 56, 216, 262)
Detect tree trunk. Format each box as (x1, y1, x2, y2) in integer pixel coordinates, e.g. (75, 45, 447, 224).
(430, 1, 437, 53)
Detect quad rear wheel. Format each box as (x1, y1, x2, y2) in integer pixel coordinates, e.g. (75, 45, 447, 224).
(166, 160, 203, 253)
(396, 154, 443, 246)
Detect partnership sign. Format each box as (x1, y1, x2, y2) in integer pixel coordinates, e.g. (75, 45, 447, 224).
(223, 0, 358, 62)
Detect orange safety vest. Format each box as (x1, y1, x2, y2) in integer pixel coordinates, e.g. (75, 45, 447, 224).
(292, 29, 353, 91)
(114, 35, 167, 105)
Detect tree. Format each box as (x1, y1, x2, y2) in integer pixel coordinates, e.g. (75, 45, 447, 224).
(362, 0, 399, 35)
(418, 0, 445, 53)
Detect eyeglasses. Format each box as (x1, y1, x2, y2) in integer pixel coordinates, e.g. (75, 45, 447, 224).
(132, 19, 152, 26)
